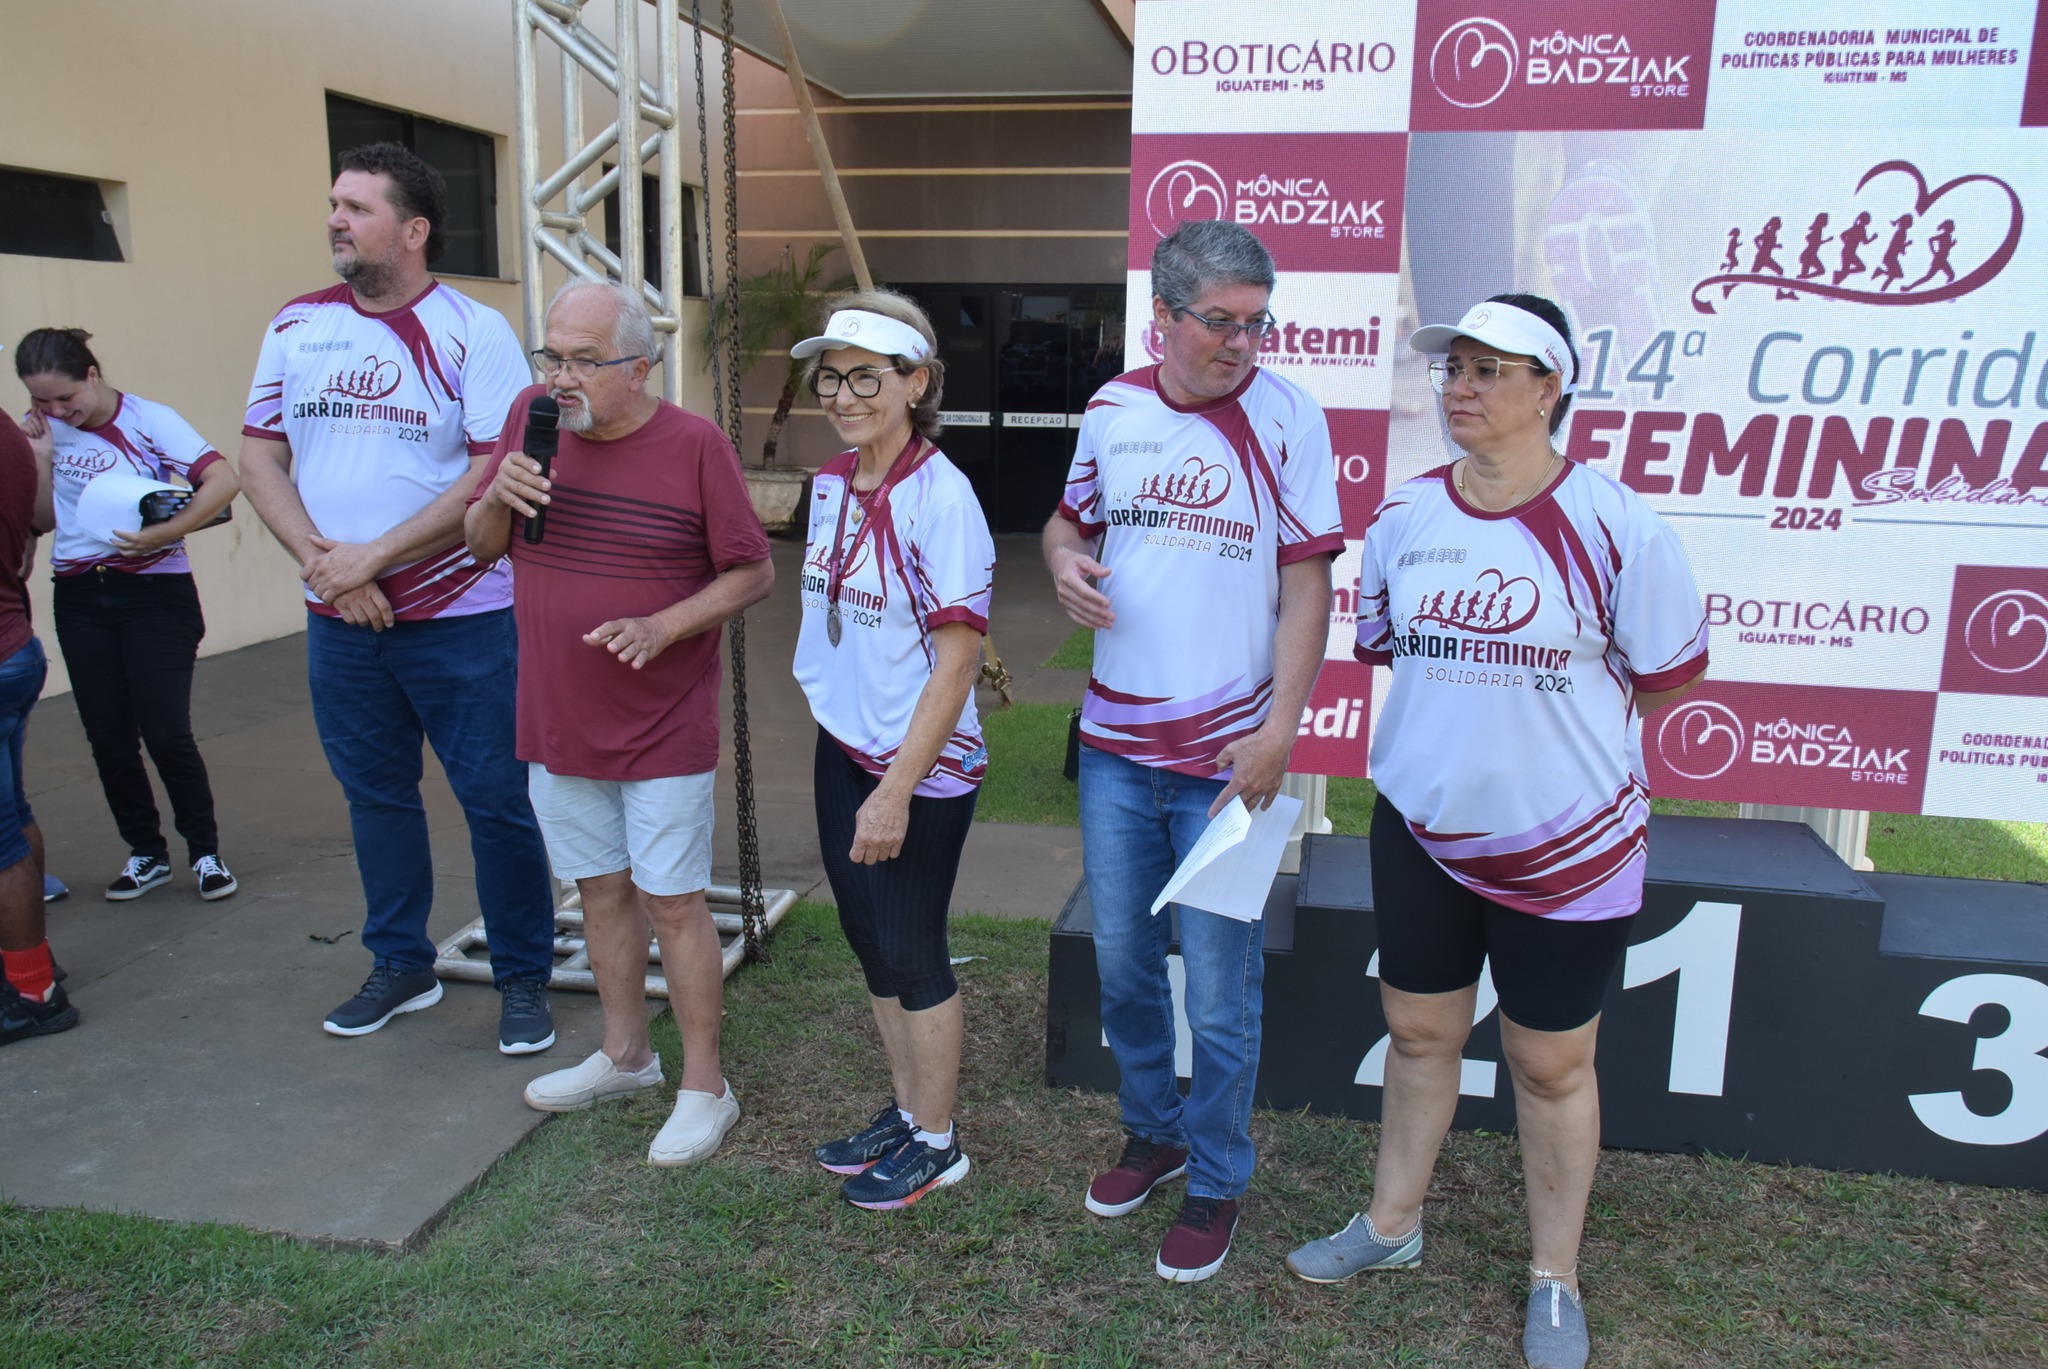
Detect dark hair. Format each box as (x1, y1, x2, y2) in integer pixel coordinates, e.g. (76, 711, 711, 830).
(1486, 292, 1575, 435)
(13, 328, 101, 382)
(1151, 219, 1276, 312)
(336, 142, 448, 263)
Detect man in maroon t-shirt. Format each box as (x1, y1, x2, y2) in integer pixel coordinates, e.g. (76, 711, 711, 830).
(0, 412, 72, 1047)
(465, 280, 773, 1166)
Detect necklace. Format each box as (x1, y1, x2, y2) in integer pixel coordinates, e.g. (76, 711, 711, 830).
(1457, 452, 1559, 511)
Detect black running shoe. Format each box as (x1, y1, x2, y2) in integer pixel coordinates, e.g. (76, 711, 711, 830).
(323, 964, 442, 1037)
(815, 1100, 912, 1175)
(106, 855, 172, 901)
(0, 982, 79, 1047)
(842, 1133, 971, 1210)
(192, 855, 239, 901)
(498, 975, 555, 1055)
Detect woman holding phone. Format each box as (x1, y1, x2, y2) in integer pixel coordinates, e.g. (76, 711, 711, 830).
(15, 328, 241, 903)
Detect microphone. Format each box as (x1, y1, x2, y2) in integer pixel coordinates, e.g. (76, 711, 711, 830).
(521, 395, 560, 544)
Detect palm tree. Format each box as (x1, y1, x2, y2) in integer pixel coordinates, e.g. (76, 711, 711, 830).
(702, 242, 854, 467)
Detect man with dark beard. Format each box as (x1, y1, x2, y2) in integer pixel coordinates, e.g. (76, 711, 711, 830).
(237, 143, 558, 1052)
(465, 280, 771, 1166)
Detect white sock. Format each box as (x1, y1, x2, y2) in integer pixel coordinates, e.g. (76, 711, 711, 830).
(898, 1106, 915, 1127)
(913, 1124, 953, 1149)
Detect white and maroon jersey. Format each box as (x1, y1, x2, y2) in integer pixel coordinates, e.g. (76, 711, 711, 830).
(794, 440, 995, 797)
(1356, 461, 1710, 921)
(43, 393, 224, 576)
(1060, 364, 1344, 777)
(243, 281, 529, 620)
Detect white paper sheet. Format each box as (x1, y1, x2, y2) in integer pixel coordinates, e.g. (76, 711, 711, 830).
(1148, 794, 1303, 923)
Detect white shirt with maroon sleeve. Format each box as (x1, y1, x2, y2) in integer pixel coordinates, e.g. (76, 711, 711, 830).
(44, 393, 224, 576)
(1355, 461, 1710, 921)
(793, 439, 995, 798)
(243, 281, 529, 620)
(1060, 364, 1344, 778)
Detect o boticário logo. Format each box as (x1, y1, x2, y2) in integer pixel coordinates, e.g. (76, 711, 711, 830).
(1691, 161, 2022, 314)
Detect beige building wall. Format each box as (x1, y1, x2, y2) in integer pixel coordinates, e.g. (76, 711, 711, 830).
(0, 0, 726, 696)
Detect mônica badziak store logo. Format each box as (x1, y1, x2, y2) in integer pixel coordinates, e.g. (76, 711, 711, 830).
(1131, 132, 1407, 273)
(1652, 685, 1933, 806)
(1411, 1, 1714, 130)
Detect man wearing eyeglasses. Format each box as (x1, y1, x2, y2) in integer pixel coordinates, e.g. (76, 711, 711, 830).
(1043, 219, 1342, 1283)
(464, 280, 771, 1167)
(238, 142, 559, 1053)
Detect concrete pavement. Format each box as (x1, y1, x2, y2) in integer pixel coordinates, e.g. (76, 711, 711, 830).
(0, 534, 1088, 1247)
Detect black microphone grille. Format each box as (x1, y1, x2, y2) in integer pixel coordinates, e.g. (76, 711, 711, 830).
(528, 395, 560, 430)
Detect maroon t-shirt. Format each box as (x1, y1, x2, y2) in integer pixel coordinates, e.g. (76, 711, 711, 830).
(473, 387, 770, 780)
(0, 418, 38, 663)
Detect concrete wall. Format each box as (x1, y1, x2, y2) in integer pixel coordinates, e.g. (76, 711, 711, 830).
(729, 50, 1131, 471)
(1, 0, 726, 695)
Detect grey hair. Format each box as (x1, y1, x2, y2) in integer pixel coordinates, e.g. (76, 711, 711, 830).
(545, 277, 662, 363)
(1149, 220, 1277, 313)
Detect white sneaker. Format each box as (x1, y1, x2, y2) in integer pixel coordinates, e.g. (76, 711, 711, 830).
(523, 1049, 663, 1113)
(648, 1080, 739, 1166)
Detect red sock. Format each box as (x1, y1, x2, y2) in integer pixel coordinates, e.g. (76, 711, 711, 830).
(3, 941, 55, 1001)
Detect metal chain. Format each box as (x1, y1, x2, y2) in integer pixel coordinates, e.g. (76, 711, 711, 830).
(717, 0, 768, 963)
(690, 0, 722, 435)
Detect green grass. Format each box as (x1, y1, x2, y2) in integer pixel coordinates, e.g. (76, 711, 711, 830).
(974, 698, 2048, 881)
(1042, 628, 1094, 672)
(6, 901, 2045, 1367)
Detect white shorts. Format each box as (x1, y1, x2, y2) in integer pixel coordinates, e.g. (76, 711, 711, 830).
(526, 764, 715, 897)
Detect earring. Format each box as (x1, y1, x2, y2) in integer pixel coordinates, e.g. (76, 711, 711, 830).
(1538, 407, 1546, 417)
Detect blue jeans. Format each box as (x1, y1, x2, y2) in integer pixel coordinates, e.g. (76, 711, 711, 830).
(306, 610, 553, 984)
(0, 638, 47, 871)
(1078, 744, 1265, 1200)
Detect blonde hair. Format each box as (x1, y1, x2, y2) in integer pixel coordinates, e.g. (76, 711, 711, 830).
(806, 288, 946, 441)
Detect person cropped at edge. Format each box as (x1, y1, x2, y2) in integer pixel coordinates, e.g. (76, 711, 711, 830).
(237, 142, 558, 1054)
(1043, 219, 1342, 1283)
(14, 328, 241, 905)
(789, 290, 995, 1211)
(466, 279, 772, 1167)
(0, 411, 72, 1048)
(1283, 294, 1708, 1369)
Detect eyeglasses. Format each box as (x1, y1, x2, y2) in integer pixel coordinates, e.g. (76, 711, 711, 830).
(530, 350, 645, 381)
(1427, 357, 1543, 393)
(810, 366, 890, 399)
(1172, 308, 1278, 343)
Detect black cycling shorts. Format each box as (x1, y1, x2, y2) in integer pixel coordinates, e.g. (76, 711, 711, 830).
(1369, 795, 1634, 1033)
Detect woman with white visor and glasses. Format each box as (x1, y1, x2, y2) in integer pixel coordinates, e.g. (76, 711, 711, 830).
(790, 291, 995, 1210)
(1284, 295, 1709, 1369)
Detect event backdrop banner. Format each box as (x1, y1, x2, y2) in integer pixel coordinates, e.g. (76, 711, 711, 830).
(1124, 0, 2048, 821)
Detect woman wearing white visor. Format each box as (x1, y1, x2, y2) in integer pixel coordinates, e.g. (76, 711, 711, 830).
(1284, 295, 1708, 1369)
(790, 291, 995, 1210)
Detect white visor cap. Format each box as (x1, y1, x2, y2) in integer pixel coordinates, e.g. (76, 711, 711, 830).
(1409, 302, 1578, 394)
(789, 309, 932, 364)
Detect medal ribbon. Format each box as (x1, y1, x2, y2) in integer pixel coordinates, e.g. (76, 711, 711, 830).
(824, 433, 926, 619)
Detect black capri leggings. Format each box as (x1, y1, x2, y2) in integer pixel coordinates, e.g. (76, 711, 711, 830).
(814, 727, 977, 1011)
(1369, 795, 1634, 1033)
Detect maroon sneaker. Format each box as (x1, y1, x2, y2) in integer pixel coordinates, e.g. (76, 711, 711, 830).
(1156, 1195, 1239, 1283)
(1084, 1135, 1189, 1217)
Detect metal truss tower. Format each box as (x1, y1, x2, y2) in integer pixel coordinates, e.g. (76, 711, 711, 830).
(513, 0, 686, 399)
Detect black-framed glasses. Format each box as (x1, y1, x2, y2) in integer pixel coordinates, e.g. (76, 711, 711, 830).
(530, 349, 646, 381)
(811, 366, 889, 399)
(1427, 357, 1543, 394)
(1172, 308, 1278, 343)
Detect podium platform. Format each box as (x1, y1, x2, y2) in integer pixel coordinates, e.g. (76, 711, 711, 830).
(1046, 816, 2048, 1190)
